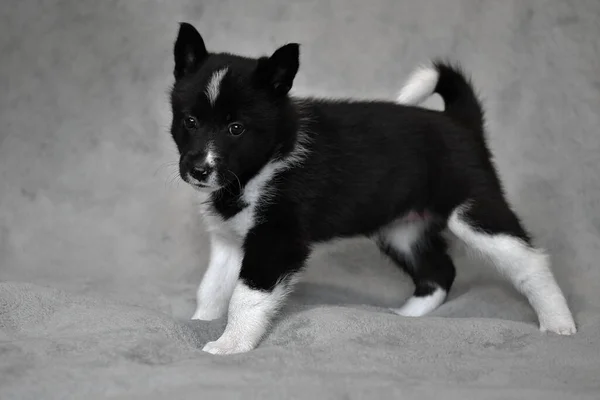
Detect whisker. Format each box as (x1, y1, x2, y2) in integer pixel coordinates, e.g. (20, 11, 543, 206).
(222, 184, 236, 197)
(165, 170, 181, 188)
(227, 170, 242, 193)
(154, 161, 179, 177)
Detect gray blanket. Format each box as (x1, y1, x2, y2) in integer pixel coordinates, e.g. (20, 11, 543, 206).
(1, 1, 599, 399)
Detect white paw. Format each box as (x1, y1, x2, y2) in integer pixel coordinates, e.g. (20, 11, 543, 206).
(202, 337, 255, 355)
(540, 314, 577, 335)
(191, 306, 225, 321)
(391, 288, 447, 317)
(392, 306, 424, 318)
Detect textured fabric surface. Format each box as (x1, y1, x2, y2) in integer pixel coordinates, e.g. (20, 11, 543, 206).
(1, 1, 599, 399)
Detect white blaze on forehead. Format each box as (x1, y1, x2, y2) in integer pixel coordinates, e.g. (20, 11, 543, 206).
(205, 67, 228, 106)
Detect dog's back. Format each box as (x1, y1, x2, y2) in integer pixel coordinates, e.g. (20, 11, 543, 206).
(276, 98, 493, 240)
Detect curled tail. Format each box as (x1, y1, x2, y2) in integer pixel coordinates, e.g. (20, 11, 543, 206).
(396, 61, 485, 135)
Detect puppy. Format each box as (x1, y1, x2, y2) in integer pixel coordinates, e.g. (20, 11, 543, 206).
(168, 23, 576, 355)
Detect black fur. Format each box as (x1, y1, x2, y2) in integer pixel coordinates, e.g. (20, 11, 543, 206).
(169, 23, 532, 299)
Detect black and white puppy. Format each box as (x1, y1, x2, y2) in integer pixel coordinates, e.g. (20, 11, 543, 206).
(169, 23, 576, 355)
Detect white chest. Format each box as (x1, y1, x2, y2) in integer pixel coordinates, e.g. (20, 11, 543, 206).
(196, 158, 286, 242)
(198, 203, 254, 242)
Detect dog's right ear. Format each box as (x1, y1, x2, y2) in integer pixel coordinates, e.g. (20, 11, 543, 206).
(173, 23, 208, 80)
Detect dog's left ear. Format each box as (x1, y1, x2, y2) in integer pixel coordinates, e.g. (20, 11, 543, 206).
(255, 43, 300, 96)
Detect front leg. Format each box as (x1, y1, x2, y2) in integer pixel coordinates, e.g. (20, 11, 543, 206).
(202, 222, 308, 355)
(191, 233, 243, 321)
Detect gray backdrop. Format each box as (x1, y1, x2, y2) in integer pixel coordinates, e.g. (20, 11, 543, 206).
(1, 1, 599, 399)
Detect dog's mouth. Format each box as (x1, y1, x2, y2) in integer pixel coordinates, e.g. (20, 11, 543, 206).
(190, 180, 221, 193)
(181, 172, 220, 193)
(189, 181, 219, 192)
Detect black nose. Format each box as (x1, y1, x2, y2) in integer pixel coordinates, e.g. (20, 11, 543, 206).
(189, 165, 211, 182)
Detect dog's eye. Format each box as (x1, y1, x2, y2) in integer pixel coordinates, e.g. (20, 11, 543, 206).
(183, 116, 198, 130)
(228, 123, 245, 136)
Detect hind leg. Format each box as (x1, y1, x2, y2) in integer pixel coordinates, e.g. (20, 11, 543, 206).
(448, 200, 576, 334)
(377, 219, 456, 317)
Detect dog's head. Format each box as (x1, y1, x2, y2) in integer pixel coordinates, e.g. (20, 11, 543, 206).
(169, 23, 300, 193)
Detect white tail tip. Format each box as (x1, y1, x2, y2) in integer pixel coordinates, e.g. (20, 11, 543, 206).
(396, 65, 439, 106)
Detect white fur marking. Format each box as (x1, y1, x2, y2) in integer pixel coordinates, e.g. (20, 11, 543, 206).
(448, 205, 576, 335)
(392, 287, 447, 317)
(396, 64, 439, 105)
(205, 143, 217, 167)
(197, 201, 227, 234)
(379, 216, 428, 263)
(385, 222, 424, 257)
(205, 68, 228, 106)
(202, 278, 297, 354)
(191, 234, 243, 320)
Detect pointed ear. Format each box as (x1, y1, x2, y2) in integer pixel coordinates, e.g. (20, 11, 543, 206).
(255, 43, 300, 96)
(173, 22, 208, 80)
